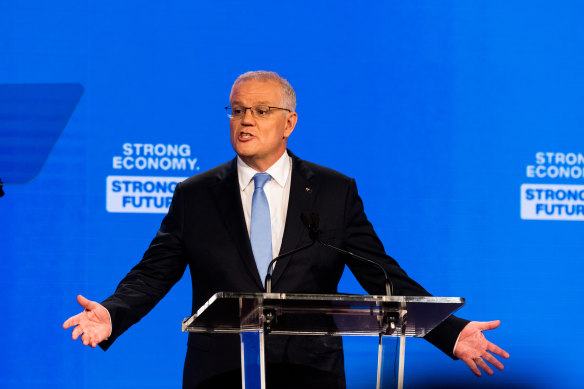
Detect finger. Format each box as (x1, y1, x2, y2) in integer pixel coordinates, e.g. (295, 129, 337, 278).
(483, 352, 505, 371)
(487, 342, 510, 359)
(91, 335, 101, 348)
(82, 332, 96, 346)
(463, 358, 482, 377)
(477, 320, 501, 331)
(81, 333, 90, 346)
(72, 325, 84, 340)
(468, 360, 482, 377)
(475, 357, 494, 375)
(63, 313, 82, 329)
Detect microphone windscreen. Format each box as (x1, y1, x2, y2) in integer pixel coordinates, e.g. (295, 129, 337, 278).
(300, 212, 310, 228)
(300, 212, 319, 230)
(300, 212, 320, 240)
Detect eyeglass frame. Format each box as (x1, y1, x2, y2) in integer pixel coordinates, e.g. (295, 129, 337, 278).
(224, 105, 292, 119)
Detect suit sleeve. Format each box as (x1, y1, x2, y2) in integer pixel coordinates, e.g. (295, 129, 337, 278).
(99, 182, 188, 350)
(341, 178, 469, 359)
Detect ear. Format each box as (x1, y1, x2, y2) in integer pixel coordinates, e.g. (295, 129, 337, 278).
(283, 111, 298, 139)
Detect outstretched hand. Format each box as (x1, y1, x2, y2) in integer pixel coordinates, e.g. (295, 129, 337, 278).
(454, 320, 509, 376)
(63, 295, 112, 348)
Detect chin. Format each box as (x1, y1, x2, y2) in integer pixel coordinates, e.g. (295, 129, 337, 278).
(233, 144, 257, 157)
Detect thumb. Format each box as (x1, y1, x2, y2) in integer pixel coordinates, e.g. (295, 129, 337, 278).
(77, 294, 97, 310)
(477, 320, 501, 331)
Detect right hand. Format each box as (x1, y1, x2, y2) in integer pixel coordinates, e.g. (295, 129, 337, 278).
(63, 295, 112, 348)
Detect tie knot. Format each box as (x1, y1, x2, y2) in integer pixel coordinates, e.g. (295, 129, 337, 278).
(253, 173, 271, 189)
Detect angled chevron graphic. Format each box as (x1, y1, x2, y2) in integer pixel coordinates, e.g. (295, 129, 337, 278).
(0, 83, 84, 184)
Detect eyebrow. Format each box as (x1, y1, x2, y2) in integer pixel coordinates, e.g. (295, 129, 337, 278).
(231, 100, 272, 106)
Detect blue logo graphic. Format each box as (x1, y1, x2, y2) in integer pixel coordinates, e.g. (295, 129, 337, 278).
(0, 83, 84, 184)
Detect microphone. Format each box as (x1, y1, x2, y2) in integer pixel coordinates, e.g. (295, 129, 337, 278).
(300, 212, 320, 240)
(300, 212, 393, 296)
(264, 240, 315, 293)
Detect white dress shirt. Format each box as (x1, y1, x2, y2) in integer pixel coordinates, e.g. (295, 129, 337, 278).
(237, 151, 292, 259)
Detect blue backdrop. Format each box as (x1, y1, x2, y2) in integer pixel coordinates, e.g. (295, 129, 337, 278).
(2, 1, 583, 388)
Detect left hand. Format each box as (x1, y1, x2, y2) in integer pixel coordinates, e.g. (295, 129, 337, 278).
(453, 320, 510, 376)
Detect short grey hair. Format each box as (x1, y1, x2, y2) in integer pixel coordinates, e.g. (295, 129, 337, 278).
(230, 70, 296, 111)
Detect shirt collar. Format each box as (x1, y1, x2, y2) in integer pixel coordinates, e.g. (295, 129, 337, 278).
(237, 151, 291, 191)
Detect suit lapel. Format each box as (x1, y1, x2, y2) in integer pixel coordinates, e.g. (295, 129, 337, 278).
(272, 154, 317, 286)
(209, 158, 264, 289)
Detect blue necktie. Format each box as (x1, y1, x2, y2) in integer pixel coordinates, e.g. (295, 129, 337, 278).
(250, 173, 272, 287)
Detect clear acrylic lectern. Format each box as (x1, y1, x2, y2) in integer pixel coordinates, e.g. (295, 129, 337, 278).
(182, 293, 464, 389)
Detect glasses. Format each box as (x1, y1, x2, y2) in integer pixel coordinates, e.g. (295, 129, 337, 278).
(225, 105, 291, 119)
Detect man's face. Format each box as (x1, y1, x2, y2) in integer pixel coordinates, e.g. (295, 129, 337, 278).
(229, 80, 297, 172)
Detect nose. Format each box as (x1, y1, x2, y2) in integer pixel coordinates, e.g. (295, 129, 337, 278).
(241, 108, 255, 125)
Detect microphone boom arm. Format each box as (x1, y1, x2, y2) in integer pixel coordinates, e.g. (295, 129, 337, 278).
(264, 241, 316, 293)
(317, 240, 393, 296)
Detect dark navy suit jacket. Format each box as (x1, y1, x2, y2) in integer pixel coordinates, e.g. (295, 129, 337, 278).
(99, 152, 468, 388)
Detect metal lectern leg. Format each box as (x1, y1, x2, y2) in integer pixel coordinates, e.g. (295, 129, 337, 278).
(376, 335, 397, 389)
(240, 331, 266, 389)
(376, 333, 405, 389)
(397, 332, 406, 389)
(376, 334, 383, 389)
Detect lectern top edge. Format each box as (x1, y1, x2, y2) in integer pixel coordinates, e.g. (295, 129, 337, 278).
(182, 292, 465, 335)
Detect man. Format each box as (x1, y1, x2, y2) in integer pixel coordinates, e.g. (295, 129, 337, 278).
(64, 71, 509, 388)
